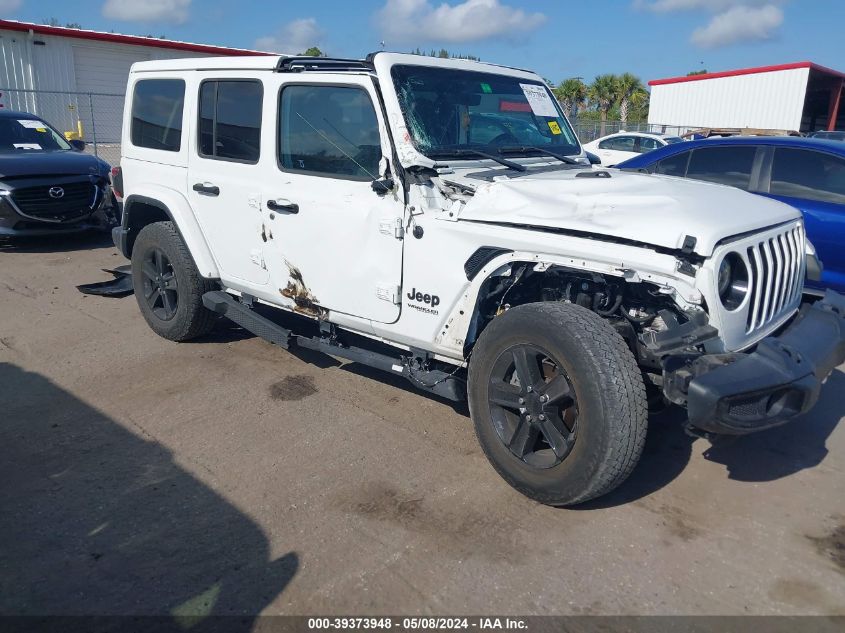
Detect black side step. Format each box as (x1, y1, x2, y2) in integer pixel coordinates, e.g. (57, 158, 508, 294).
(202, 291, 466, 402)
(203, 290, 291, 348)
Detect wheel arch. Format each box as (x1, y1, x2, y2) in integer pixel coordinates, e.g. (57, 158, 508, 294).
(122, 188, 219, 279)
(438, 249, 685, 358)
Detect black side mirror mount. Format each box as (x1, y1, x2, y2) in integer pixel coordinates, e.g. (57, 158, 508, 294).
(586, 151, 602, 165)
(70, 139, 86, 152)
(371, 177, 395, 195)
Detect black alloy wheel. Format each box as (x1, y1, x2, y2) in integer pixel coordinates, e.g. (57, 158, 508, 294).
(140, 247, 179, 321)
(488, 344, 578, 469)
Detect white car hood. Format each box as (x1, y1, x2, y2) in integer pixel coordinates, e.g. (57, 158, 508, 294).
(457, 169, 801, 256)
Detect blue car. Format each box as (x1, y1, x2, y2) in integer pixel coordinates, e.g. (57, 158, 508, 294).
(618, 136, 845, 293)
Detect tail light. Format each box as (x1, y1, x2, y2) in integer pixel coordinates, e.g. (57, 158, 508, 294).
(110, 166, 123, 199)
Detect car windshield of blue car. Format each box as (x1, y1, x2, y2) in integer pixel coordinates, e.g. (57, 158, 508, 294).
(391, 64, 580, 161)
(0, 118, 72, 152)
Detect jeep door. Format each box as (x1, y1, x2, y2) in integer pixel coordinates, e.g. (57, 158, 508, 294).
(187, 77, 268, 287)
(260, 74, 404, 324)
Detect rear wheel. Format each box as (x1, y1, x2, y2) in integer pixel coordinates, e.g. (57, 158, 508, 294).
(131, 221, 216, 341)
(468, 302, 648, 506)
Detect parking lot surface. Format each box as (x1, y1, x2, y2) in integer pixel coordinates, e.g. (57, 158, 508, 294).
(1, 233, 844, 619)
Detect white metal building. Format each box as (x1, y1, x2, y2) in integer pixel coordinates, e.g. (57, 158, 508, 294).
(648, 62, 845, 134)
(0, 19, 270, 143)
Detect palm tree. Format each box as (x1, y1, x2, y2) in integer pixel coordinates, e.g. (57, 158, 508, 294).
(554, 78, 588, 120)
(617, 73, 646, 125)
(628, 88, 650, 123)
(588, 74, 619, 136)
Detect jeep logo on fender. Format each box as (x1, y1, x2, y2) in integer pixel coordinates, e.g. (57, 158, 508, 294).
(407, 288, 440, 307)
(406, 288, 440, 315)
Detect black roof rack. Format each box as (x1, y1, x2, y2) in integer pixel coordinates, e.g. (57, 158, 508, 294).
(275, 57, 373, 73)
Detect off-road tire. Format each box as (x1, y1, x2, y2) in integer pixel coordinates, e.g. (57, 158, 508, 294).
(468, 302, 648, 506)
(131, 221, 217, 341)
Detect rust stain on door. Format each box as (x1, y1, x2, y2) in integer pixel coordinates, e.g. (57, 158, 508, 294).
(279, 260, 325, 318)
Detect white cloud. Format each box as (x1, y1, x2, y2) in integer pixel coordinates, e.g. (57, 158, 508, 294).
(255, 18, 324, 54)
(377, 0, 546, 45)
(102, 0, 191, 24)
(632, 0, 787, 48)
(0, 0, 22, 13)
(691, 4, 783, 47)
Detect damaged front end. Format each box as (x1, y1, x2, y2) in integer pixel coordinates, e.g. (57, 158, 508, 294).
(662, 291, 845, 435)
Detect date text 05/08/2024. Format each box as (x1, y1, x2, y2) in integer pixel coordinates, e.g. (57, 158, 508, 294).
(307, 617, 528, 630)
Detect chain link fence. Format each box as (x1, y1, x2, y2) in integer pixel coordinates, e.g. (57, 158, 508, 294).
(571, 120, 689, 144)
(0, 88, 124, 167)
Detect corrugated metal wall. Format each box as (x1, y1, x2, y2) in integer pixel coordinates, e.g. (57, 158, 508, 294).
(648, 67, 810, 131)
(0, 28, 215, 141)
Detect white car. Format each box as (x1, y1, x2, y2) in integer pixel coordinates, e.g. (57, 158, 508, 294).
(112, 53, 844, 507)
(583, 131, 684, 166)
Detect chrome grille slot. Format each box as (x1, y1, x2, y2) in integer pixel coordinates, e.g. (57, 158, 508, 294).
(744, 223, 805, 335)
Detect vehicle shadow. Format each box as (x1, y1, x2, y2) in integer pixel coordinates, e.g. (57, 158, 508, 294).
(0, 230, 114, 254)
(0, 362, 298, 626)
(195, 314, 844, 505)
(577, 369, 845, 509)
(701, 368, 845, 482)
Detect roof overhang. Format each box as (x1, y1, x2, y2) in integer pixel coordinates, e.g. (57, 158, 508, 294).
(0, 19, 272, 57)
(649, 61, 845, 87)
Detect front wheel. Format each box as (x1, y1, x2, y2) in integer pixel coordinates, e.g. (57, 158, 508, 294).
(468, 302, 648, 506)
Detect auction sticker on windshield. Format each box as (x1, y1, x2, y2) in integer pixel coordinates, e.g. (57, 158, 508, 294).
(519, 83, 558, 117)
(17, 119, 47, 129)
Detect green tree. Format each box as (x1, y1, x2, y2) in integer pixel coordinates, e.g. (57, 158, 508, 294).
(554, 77, 588, 119)
(628, 89, 650, 123)
(302, 46, 324, 57)
(588, 74, 620, 136)
(617, 72, 646, 125)
(687, 69, 708, 76)
(43, 17, 82, 28)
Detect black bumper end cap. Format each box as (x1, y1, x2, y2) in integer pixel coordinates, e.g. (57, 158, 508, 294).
(682, 290, 845, 435)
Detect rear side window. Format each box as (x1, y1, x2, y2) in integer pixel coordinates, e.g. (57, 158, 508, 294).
(199, 80, 263, 163)
(770, 148, 845, 205)
(599, 136, 635, 152)
(279, 85, 381, 180)
(686, 146, 757, 189)
(655, 151, 690, 176)
(131, 79, 185, 152)
(637, 136, 660, 152)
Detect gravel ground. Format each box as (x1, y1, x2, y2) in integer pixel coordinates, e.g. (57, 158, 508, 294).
(1, 232, 843, 621)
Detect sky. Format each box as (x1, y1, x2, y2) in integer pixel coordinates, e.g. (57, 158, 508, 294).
(1, 0, 843, 84)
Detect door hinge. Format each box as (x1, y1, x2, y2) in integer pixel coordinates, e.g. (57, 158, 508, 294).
(379, 217, 405, 240)
(376, 284, 401, 304)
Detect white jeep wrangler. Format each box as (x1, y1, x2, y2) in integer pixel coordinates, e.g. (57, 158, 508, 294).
(113, 53, 845, 506)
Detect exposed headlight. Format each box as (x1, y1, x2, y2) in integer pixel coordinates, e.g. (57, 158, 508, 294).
(718, 252, 749, 311)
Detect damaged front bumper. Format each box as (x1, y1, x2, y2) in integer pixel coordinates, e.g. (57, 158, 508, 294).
(663, 290, 845, 435)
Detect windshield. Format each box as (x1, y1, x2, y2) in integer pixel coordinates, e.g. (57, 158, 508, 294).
(0, 117, 72, 152)
(391, 65, 580, 160)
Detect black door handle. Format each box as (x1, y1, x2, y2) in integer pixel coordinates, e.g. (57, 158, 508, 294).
(267, 199, 299, 214)
(193, 182, 220, 196)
